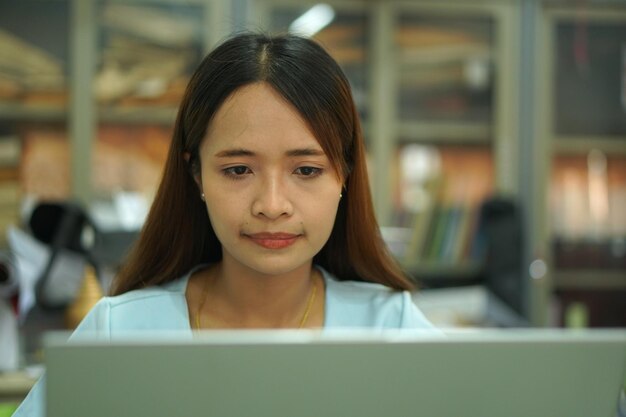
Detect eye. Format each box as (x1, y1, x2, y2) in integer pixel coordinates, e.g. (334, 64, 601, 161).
(294, 166, 323, 177)
(223, 165, 252, 178)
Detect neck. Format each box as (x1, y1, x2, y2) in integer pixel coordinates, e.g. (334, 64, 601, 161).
(205, 259, 317, 328)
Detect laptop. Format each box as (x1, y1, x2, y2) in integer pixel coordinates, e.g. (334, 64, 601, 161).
(44, 329, 626, 417)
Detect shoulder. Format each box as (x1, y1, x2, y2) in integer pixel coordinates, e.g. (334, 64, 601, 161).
(320, 268, 435, 330)
(106, 277, 188, 311)
(72, 275, 191, 337)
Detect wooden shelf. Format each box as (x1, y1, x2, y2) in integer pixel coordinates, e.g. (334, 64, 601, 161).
(553, 137, 626, 155)
(0, 103, 179, 125)
(398, 44, 492, 67)
(553, 270, 626, 290)
(98, 106, 178, 125)
(397, 121, 491, 144)
(0, 103, 66, 122)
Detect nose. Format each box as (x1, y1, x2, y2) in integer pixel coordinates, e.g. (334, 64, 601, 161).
(251, 174, 293, 220)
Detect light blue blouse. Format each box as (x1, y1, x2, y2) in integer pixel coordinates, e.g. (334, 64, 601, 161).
(13, 266, 435, 416)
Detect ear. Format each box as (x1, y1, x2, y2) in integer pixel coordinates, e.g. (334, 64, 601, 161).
(183, 152, 203, 190)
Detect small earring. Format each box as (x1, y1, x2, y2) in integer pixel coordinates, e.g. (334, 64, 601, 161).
(200, 193, 206, 201)
(339, 192, 343, 198)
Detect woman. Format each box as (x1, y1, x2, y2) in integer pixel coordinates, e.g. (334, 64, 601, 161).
(14, 32, 433, 416)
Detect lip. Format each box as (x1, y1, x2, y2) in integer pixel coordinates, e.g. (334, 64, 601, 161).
(245, 232, 301, 249)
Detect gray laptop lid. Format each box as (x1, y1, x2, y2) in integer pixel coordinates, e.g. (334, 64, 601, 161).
(45, 330, 626, 417)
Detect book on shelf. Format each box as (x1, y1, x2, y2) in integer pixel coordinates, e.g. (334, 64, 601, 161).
(397, 144, 493, 270)
(553, 238, 626, 270)
(395, 25, 491, 66)
(100, 4, 198, 48)
(96, 34, 194, 104)
(551, 154, 626, 243)
(403, 177, 442, 264)
(403, 195, 482, 266)
(451, 204, 477, 264)
(439, 204, 464, 262)
(425, 204, 449, 262)
(0, 28, 64, 98)
(550, 153, 626, 272)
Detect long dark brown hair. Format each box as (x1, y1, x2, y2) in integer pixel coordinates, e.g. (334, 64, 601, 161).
(111, 32, 414, 295)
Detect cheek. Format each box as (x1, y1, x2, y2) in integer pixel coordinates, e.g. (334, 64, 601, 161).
(202, 173, 246, 214)
(303, 193, 341, 236)
(203, 192, 244, 237)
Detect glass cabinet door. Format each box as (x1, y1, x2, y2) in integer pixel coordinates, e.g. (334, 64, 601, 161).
(553, 19, 626, 137)
(262, 2, 371, 134)
(0, 1, 71, 248)
(92, 1, 207, 209)
(392, 8, 498, 276)
(396, 14, 494, 125)
(95, 1, 205, 120)
(544, 7, 626, 327)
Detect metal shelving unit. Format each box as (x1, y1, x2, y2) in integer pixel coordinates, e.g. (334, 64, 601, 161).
(535, 3, 626, 326)
(554, 270, 626, 290)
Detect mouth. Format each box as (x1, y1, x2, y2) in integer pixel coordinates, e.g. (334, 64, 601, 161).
(244, 232, 301, 249)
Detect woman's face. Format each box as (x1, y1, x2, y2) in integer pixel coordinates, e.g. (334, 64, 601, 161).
(197, 83, 343, 276)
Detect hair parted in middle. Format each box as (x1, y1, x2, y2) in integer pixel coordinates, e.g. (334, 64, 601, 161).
(111, 32, 414, 295)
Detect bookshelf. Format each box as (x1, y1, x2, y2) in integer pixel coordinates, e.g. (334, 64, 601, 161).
(251, 1, 522, 309)
(0, 0, 229, 225)
(0, 104, 66, 122)
(89, 1, 211, 200)
(378, 2, 520, 291)
(537, 4, 626, 327)
(0, 1, 71, 248)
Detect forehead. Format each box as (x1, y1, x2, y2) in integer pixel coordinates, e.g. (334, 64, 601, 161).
(202, 83, 322, 153)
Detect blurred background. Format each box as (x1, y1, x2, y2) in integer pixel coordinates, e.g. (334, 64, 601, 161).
(0, 1, 625, 388)
(0, 0, 625, 407)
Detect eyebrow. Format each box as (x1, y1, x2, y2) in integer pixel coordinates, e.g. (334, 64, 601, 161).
(214, 148, 255, 158)
(285, 148, 325, 157)
(214, 148, 326, 158)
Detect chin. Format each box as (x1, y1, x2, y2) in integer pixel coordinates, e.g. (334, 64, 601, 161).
(232, 253, 314, 277)
(248, 260, 310, 277)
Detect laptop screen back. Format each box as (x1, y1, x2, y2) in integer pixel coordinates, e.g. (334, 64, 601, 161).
(45, 330, 626, 417)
